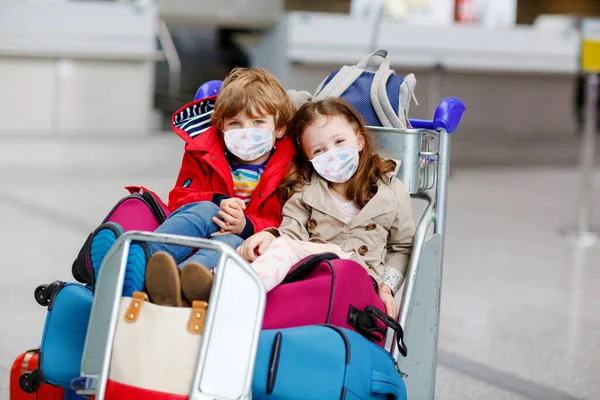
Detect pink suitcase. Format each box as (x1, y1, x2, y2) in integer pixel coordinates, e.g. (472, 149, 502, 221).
(71, 186, 171, 285)
(262, 253, 406, 351)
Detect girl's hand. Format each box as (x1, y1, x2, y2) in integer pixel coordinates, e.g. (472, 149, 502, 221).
(211, 198, 246, 236)
(379, 285, 397, 320)
(236, 231, 277, 261)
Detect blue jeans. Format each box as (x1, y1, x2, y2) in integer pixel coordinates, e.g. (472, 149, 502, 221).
(151, 201, 244, 270)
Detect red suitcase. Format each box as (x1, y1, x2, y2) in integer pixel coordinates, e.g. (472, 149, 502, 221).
(10, 349, 64, 400)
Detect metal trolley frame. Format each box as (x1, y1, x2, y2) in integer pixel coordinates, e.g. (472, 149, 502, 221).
(74, 97, 465, 400)
(373, 97, 466, 399)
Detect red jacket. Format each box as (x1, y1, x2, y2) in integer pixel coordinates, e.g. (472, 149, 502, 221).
(168, 97, 296, 238)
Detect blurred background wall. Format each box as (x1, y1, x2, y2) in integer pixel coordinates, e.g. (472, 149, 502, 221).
(0, 0, 599, 166)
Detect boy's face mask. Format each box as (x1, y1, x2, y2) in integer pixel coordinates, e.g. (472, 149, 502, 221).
(310, 145, 359, 183)
(223, 128, 274, 161)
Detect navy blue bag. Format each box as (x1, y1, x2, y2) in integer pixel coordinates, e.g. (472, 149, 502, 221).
(20, 281, 92, 393)
(252, 325, 407, 400)
(313, 49, 417, 129)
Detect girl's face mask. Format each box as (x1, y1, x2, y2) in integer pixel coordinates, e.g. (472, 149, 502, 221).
(310, 145, 359, 183)
(223, 128, 274, 161)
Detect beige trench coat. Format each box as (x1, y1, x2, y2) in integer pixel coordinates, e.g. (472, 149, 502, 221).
(275, 163, 415, 292)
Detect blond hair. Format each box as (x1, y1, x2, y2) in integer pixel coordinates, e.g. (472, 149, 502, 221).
(211, 67, 296, 132)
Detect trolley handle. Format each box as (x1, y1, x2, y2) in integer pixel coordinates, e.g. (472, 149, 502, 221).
(409, 97, 466, 134)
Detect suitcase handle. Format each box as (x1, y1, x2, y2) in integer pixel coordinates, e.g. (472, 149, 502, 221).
(281, 252, 340, 284)
(371, 371, 405, 399)
(347, 305, 408, 357)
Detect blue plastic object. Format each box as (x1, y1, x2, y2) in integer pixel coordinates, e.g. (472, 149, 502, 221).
(70, 376, 93, 391)
(39, 283, 93, 388)
(194, 80, 222, 101)
(409, 119, 435, 130)
(64, 388, 88, 400)
(253, 325, 407, 400)
(409, 97, 466, 134)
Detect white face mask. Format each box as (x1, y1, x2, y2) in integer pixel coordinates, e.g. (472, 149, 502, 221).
(223, 128, 274, 161)
(310, 145, 359, 183)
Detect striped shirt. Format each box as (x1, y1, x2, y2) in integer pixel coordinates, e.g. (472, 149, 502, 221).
(229, 155, 271, 203)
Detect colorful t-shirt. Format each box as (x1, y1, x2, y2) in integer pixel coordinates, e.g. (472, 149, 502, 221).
(229, 153, 271, 203)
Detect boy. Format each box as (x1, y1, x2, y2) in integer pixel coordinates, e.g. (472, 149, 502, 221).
(89, 67, 297, 305)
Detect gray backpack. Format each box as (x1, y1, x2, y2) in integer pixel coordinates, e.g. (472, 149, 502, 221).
(313, 49, 417, 129)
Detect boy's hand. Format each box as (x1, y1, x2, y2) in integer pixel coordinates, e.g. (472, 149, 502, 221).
(211, 198, 247, 236)
(236, 231, 277, 262)
(379, 285, 397, 320)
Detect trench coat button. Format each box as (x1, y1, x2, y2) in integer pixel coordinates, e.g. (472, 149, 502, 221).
(307, 219, 318, 231)
(366, 223, 377, 231)
(258, 192, 263, 198)
(358, 245, 369, 256)
(211, 154, 216, 159)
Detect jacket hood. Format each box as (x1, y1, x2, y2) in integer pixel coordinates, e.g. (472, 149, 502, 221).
(172, 96, 217, 144)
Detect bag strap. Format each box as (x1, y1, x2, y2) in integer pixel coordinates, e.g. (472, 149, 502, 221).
(356, 49, 390, 71)
(280, 252, 340, 284)
(313, 66, 365, 100)
(314, 49, 391, 101)
(365, 49, 409, 129)
(370, 68, 396, 127)
(399, 74, 418, 126)
(347, 305, 408, 357)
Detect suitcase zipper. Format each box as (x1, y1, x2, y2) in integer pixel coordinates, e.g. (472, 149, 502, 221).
(279, 257, 337, 325)
(323, 325, 351, 364)
(101, 192, 166, 225)
(140, 190, 167, 223)
(323, 260, 336, 324)
(323, 325, 350, 400)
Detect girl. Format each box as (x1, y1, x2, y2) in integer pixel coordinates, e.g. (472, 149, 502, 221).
(237, 98, 415, 318)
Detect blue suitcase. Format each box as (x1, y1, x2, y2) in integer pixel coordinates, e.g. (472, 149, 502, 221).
(19, 281, 93, 394)
(252, 325, 407, 400)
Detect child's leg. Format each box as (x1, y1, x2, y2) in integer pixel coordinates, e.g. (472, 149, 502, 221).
(251, 237, 355, 292)
(89, 201, 221, 296)
(251, 237, 300, 292)
(180, 233, 244, 270)
(180, 234, 244, 302)
(151, 201, 224, 263)
(89, 222, 151, 297)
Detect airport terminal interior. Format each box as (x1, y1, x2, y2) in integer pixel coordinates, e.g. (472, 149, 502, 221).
(1, 0, 600, 399)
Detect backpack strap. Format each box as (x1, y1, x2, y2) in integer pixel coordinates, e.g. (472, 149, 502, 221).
(313, 66, 365, 100)
(314, 49, 389, 100)
(356, 49, 389, 70)
(366, 49, 405, 128)
(399, 73, 418, 127)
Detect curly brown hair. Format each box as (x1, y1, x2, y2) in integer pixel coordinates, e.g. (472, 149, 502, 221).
(279, 98, 396, 207)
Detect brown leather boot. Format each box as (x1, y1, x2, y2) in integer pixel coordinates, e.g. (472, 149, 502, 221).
(145, 252, 184, 307)
(181, 261, 214, 303)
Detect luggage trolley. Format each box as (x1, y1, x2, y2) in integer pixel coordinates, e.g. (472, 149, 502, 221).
(73, 234, 266, 400)
(73, 92, 465, 400)
(372, 97, 466, 399)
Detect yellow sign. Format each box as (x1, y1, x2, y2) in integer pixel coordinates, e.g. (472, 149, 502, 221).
(582, 19, 600, 73)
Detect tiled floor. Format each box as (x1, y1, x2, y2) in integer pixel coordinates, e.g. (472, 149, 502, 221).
(1, 135, 599, 399)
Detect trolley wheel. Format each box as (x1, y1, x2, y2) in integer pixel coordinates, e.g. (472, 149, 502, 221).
(19, 372, 40, 393)
(34, 284, 50, 306)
